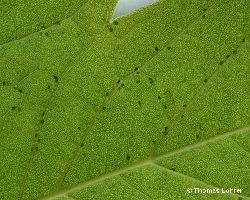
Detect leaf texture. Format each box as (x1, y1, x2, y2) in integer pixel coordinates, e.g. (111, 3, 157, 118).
(0, 0, 249, 199)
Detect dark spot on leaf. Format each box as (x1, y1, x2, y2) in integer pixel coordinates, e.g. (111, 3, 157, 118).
(183, 104, 187, 108)
(167, 46, 171, 50)
(3, 81, 6, 86)
(202, 8, 207, 12)
(164, 127, 169, 135)
(53, 75, 58, 83)
(155, 47, 159, 51)
(118, 83, 125, 90)
(136, 80, 140, 84)
(171, 167, 175, 171)
(77, 127, 81, 131)
(117, 80, 121, 84)
(109, 27, 113, 32)
(114, 21, 118, 25)
(126, 155, 131, 161)
(196, 134, 200, 139)
(219, 61, 224, 65)
(11, 106, 16, 110)
(149, 77, 154, 84)
(18, 89, 23, 93)
(233, 50, 237, 54)
(40, 119, 44, 125)
(134, 67, 139, 72)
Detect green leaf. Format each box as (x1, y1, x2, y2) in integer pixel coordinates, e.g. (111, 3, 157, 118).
(0, 0, 249, 200)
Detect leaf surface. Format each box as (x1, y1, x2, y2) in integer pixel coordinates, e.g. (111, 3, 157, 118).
(0, 0, 250, 200)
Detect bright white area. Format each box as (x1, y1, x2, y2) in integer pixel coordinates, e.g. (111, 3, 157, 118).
(113, 0, 158, 18)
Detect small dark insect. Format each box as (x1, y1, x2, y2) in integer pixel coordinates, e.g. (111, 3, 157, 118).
(204, 78, 208, 83)
(183, 104, 187, 108)
(126, 155, 131, 161)
(158, 95, 162, 100)
(42, 111, 45, 116)
(37, 139, 41, 143)
(233, 50, 237, 55)
(114, 21, 118, 25)
(45, 32, 49, 37)
(202, 8, 207, 12)
(35, 133, 38, 138)
(152, 140, 156, 144)
(219, 60, 224, 65)
(35, 146, 38, 151)
(11, 106, 16, 110)
(102, 106, 106, 111)
(80, 142, 84, 147)
(134, 67, 139, 71)
(138, 101, 142, 105)
(18, 89, 23, 93)
(47, 85, 51, 89)
(41, 25, 46, 29)
(155, 47, 159, 51)
(163, 105, 167, 110)
(117, 80, 121, 84)
(31, 147, 34, 152)
(171, 167, 175, 171)
(136, 80, 140, 84)
(202, 14, 206, 18)
(53, 75, 58, 83)
(77, 127, 81, 130)
(149, 77, 154, 84)
(242, 38, 245, 42)
(105, 92, 109, 96)
(196, 134, 200, 139)
(109, 27, 113, 32)
(2, 81, 6, 86)
(163, 127, 169, 135)
(167, 46, 171, 50)
(225, 54, 230, 59)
